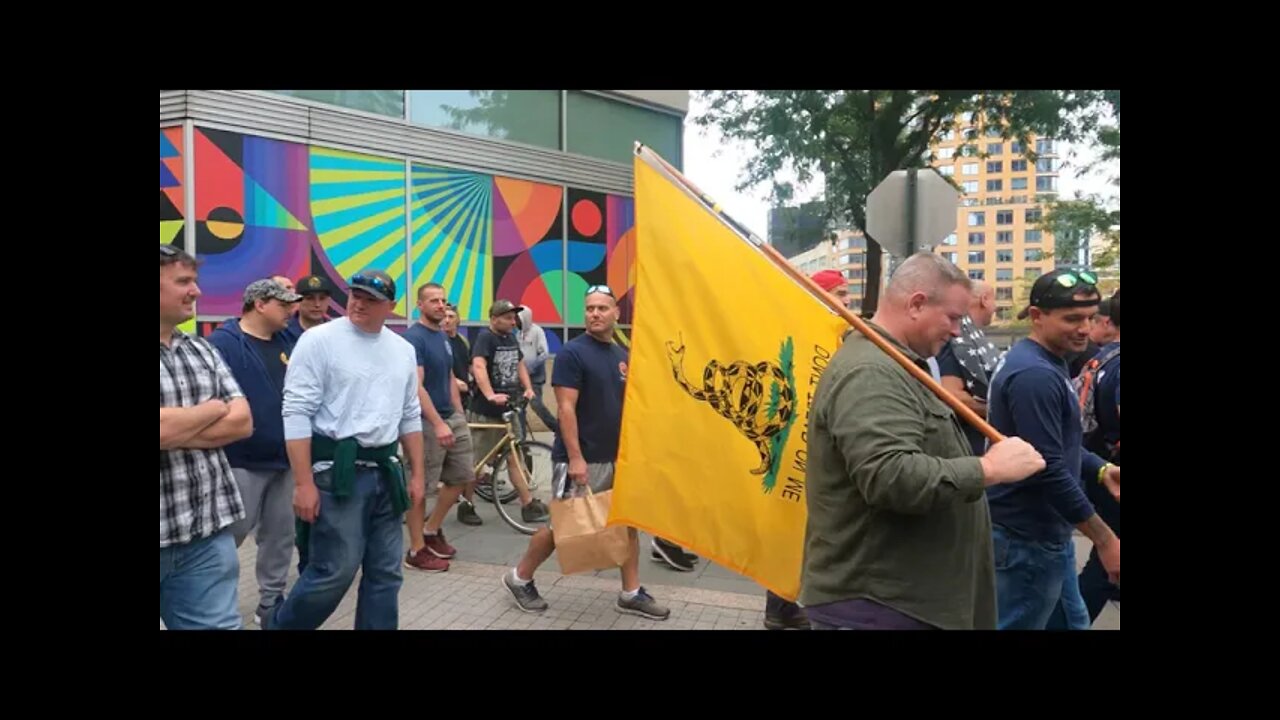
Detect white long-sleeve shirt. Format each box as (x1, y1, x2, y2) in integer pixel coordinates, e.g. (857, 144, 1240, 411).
(282, 318, 423, 448)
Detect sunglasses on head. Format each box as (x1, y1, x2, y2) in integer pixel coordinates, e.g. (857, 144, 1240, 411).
(351, 273, 391, 295)
(1053, 270, 1098, 288)
(159, 245, 179, 257)
(585, 284, 615, 298)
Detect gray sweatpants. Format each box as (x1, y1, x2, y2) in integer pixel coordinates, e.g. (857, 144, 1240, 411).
(229, 468, 295, 607)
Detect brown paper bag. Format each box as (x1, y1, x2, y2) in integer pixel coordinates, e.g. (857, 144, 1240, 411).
(551, 487, 632, 575)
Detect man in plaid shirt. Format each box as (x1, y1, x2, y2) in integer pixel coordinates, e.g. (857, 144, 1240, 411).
(159, 245, 254, 630)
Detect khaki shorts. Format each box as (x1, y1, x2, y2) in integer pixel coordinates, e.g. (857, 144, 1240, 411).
(425, 413, 475, 487)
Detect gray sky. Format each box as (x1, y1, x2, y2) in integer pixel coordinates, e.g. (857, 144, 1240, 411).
(681, 91, 1120, 240)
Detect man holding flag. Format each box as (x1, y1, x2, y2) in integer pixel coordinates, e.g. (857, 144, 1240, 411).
(801, 253, 1045, 630)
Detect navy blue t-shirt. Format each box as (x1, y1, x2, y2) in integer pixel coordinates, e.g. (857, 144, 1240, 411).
(403, 322, 455, 419)
(551, 334, 628, 464)
(986, 339, 1107, 543)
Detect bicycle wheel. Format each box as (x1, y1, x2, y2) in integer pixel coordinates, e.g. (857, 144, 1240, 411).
(491, 440, 555, 535)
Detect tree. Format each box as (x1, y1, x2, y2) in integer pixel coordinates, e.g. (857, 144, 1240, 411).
(1044, 91, 1120, 270)
(694, 90, 1112, 313)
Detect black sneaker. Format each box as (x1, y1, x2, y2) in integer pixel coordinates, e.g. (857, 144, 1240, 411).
(502, 571, 548, 613)
(456, 499, 482, 526)
(651, 538, 696, 572)
(616, 587, 670, 620)
(763, 609, 811, 630)
(521, 498, 550, 523)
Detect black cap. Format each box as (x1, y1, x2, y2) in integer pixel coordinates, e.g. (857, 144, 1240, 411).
(349, 269, 397, 302)
(296, 274, 335, 296)
(1016, 268, 1101, 320)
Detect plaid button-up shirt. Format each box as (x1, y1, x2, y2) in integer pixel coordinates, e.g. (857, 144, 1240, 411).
(160, 330, 246, 548)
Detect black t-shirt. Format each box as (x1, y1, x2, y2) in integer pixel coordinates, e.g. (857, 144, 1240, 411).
(469, 328, 523, 418)
(551, 334, 628, 464)
(448, 334, 472, 403)
(249, 333, 290, 392)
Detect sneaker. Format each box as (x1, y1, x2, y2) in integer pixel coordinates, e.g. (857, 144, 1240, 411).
(651, 538, 696, 572)
(456, 500, 482, 526)
(253, 596, 283, 628)
(616, 587, 670, 620)
(650, 549, 700, 565)
(422, 530, 457, 559)
(405, 548, 450, 573)
(521, 498, 550, 523)
(502, 571, 548, 613)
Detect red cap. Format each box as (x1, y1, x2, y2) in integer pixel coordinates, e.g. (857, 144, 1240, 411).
(811, 269, 846, 292)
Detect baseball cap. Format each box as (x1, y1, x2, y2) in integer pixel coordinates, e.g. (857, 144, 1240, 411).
(1016, 268, 1101, 320)
(489, 299, 519, 318)
(243, 279, 303, 306)
(296, 274, 335, 296)
(811, 269, 846, 292)
(349, 269, 397, 302)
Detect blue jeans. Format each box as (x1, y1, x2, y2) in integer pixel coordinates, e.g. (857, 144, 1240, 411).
(270, 466, 404, 630)
(159, 529, 241, 630)
(993, 525, 1089, 630)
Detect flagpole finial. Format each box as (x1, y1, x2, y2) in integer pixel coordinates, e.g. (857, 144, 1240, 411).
(634, 142, 645, 155)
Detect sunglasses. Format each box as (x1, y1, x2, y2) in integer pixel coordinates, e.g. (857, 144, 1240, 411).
(350, 273, 393, 297)
(159, 245, 179, 257)
(585, 284, 615, 297)
(1053, 270, 1098, 288)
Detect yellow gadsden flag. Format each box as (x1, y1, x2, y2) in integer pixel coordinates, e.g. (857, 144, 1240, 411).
(611, 152, 850, 601)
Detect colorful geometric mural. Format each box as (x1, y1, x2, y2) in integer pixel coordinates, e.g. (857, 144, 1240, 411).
(606, 195, 636, 324)
(311, 148, 409, 317)
(160, 126, 638, 336)
(160, 128, 184, 247)
(193, 128, 313, 315)
(410, 165, 493, 323)
(493, 178, 564, 324)
(565, 189, 609, 325)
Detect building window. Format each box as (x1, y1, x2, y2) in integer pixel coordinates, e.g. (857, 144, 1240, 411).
(1026, 249, 1044, 262)
(968, 212, 985, 226)
(987, 161, 1003, 173)
(846, 268, 865, 279)
(1011, 177, 1028, 191)
(942, 233, 958, 246)
(1026, 208, 1042, 223)
(1025, 267, 1042, 279)
(964, 128, 979, 141)
(996, 210, 1014, 225)
(1036, 158, 1058, 173)
(1010, 141, 1024, 154)
(996, 250, 1013, 263)
(987, 179, 1003, 192)
(969, 251, 985, 264)
(940, 129, 956, 141)
(407, 90, 561, 149)
(987, 142, 1004, 156)
(969, 269, 985, 280)
(985, 126, 1003, 139)
(937, 147, 956, 159)
(1010, 159, 1028, 172)
(943, 252, 959, 264)
(997, 231, 1014, 244)
(1036, 176, 1059, 192)
(848, 283, 863, 294)
(969, 232, 985, 245)
(962, 197, 981, 207)
(1036, 138, 1057, 155)
(962, 163, 979, 176)
(1010, 195, 1029, 205)
(960, 144, 979, 157)
(996, 307, 1011, 321)
(985, 197, 1005, 206)
(274, 90, 406, 118)
(939, 165, 955, 177)
(1026, 230, 1043, 243)
(963, 181, 979, 194)
(566, 91, 683, 166)
(996, 285, 1013, 298)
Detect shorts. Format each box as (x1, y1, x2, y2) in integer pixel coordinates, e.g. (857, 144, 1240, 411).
(425, 413, 475, 487)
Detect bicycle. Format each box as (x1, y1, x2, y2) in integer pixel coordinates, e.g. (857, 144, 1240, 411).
(468, 399, 555, 535)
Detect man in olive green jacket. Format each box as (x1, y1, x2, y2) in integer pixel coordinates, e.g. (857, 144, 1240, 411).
(800, 253, 1044, 630)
